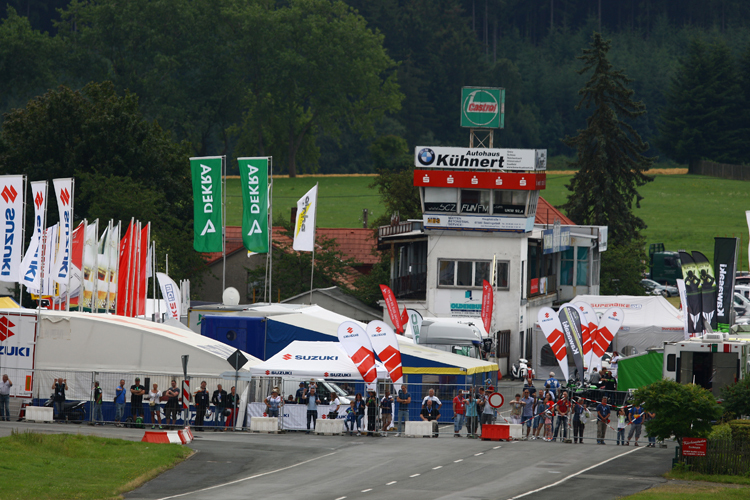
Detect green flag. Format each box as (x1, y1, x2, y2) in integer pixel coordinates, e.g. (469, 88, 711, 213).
(238, 157, 269, 253)
(190, 156, 223, 252)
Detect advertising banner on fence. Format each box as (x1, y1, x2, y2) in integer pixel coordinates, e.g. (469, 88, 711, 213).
(713, 238, 738, 331)
(190, 156, 223, 252)
(238, 157, 269, 254)
(537, 307, 569, 382)
(0, 176, 25, 283)
(365, 320, 403, 392)
(0, 311, 37, 397)
(157, 272, 181, 321)
(293, 184, 318, 252)
(679, 251, 702, 335)
(693, 251, 717, 331)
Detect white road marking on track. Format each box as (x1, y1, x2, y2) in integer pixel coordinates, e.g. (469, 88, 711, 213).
(454, 459, 463, 463)
(432, 466, 443, 470)
(153, 451, 338, 500)
(410, 474, 421, 478)
(493, 446, 501, 449)
(386, 481, 397, 486)
(335, 497, 346, 500)
(507, 447, 644, 500)
(362, 489, 372, 493)
(474, 452, 484, 456)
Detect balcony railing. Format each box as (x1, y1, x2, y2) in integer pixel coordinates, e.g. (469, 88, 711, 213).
(378, 221, 423, 239)
(391, 272, 427, 300)
(528, 274, 557, 298)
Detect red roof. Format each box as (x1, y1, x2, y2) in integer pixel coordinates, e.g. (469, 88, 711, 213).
(535, 197, 575, 225)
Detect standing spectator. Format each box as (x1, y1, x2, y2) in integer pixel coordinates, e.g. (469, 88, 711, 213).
(53, 377, 67, 422)
(226, 386, 240, 429)
(452, 390, 466, 437)
(0, 374, 11, 421)
(366, 389, 378, 436)
(545, 372, 560, 397)
(420, 399, 440, 437)
(353, 393, 365, 436)
(596, 396, 611, 445)
(421, 388, 442, 409)
(295, 382, 306, 404)
(164, 380, 180, 429)
(645, 411, 657, 447)
(130, 377, 146, 424)
(303, 386, 321, 434)
(508, 393, 524, 425)
(212, 384, 228, 430)
(552, 391, 570, 441)
(380, 390, 393, 433)
(328, 391, 340, 419)
(395, 385, 411, 437)
(532, 394, 547, 440)
(148, 383, 162, 429)
(345, 402, 357, 435)
(572, 397, 588, 444)
(92, 381, 103, 425)
(626, 403, 644, 446)
(114, 379, 126, 427)
(520, 389, 535, 439)
(465, 389, 479, 438)
(194, 381, 210, 431)
(543, 401, 554, 441)
(616, 407, 627, 445)
(610, 351, 621, 376)
(287, 394, 295, 405)
(523, 372, 536, 398)
(266, 388, 282, 418)
(589, 367, 601, 386)
(479, 387, 495, 429)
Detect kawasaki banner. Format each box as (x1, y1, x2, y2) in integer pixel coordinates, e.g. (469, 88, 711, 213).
(558, 305, 584, 382)
(238, 157, 269, 253)
(679, 251, 702, 335)
(693, 251, 717, 331)
(714, 238, 738, 331)
(190, 156, 223, 252)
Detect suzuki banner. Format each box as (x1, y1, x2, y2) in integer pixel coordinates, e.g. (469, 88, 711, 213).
(293, 184, 318, 252)
(481, 280, 493, 334)
(0, 175, 25, 283)
(51, 178, 74, 287)
(379, 285, 403, 334)
(238, 157, 269, 254)
(20, 181, 47, 291)
(537, 307, 569, 382)
(558, 305, 584, 382)
(157, 272, 181, 321)
(714, 238, 738, 331)
(0, 311, 37, 397)
(337, 321, 378, 391)
(190, 156, 223, 252)
(365, 320, 404, 392)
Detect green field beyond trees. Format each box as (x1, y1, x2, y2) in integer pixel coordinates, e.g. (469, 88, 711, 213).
(226, 172, 750, 272)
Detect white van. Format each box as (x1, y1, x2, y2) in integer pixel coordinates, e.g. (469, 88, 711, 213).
(280, 378, 355, 406)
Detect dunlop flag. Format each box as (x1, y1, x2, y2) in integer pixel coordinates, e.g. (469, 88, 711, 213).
(293, 184, 317, 252)
(190, 157, 223, 252)
(238, 157, 269, 253)
(0, 176, 25, 282)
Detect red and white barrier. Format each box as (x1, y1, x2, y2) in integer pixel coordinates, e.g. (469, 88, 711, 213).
(141, 426, 193, 445)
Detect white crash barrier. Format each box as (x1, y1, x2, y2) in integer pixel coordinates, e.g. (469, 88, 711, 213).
(405, 421, 434, 437)
(25, 406, 53, 422)
(250, 417, 279, 433)
(509, 424, 523, 440)
(315, 418, 344, 435)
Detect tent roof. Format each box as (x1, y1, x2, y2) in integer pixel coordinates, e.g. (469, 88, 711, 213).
(269, 309, 498, 375)
(32, 310, 262, 376)
(570, 295, 684, 330)
(247, 341, 388, 380)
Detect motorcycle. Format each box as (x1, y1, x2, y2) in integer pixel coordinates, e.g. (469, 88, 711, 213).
(509, 358, 529, 381)
(44, 396, 87, 423)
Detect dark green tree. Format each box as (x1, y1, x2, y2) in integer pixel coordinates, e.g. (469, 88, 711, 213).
(634, 379, 722, 441)
(0, 82, 203, 285)
(369, 135, 421, 228)
(562, 33, 654, 246)
(720, 377, 750, 420)
(657, 38, 745, 168)
(599, 239, 647, 295)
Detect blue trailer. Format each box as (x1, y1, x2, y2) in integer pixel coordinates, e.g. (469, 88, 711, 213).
(200, 316, 267, 360)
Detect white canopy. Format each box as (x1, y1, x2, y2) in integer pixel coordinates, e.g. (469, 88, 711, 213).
(246, 341, 389, 380)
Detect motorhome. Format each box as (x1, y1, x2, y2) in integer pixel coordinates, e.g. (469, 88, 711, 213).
(663, 334, 749, 397)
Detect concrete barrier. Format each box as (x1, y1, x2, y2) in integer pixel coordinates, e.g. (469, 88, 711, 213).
(250, 417, 279, 433)
(405, 421, 435, 437)
(142, 429, 186, 444)
(315, 418, 344, 435)
(25, 406, 53, 423)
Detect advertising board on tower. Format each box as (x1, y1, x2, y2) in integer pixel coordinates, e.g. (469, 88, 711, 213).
(461, 87, 505, 129)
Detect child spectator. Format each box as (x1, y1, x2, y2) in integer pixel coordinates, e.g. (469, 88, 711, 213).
(616, 407, 627, 445)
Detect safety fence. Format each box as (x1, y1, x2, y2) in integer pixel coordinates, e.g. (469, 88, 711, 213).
(677, 438, 750, 475)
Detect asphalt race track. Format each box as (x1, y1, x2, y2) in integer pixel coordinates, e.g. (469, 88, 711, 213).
(0, 421, 673, 500)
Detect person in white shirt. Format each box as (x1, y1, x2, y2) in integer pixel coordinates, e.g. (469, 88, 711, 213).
(0, 374, 12, 421)
(148, 383, 162, 429)
(421, 388, 442, 409)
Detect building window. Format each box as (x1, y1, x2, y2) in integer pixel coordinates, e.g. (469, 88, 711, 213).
(424, 187, 458, 213)
(576, 247, 589, 286)
(560, 248, 574, 286)
(591, 249, 600, 286)
(460, 189, 490, 214)
(437, 259, 509, 290)
(492, 190, 528, 215)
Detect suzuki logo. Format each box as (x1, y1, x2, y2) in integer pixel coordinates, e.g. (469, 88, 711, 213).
(545, 313, 549, 318)
(324, 372, 329, 377)
(265, 370, 270, 375)
(376, 327, 382, 333)
(612, 312, 618, 317)
(347, 327, 353, 334)
(282, 354, 292, 360)
(34, 192, 44, 210)
(0, 316, 15, 341)
(60, 188, 70, 206)
(1, 185, 17, 203)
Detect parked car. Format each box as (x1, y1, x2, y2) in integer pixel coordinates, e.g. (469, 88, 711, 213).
(640, 278, 678, 297)
(736, 274, 750, 286)
(734, 292, 750, 318)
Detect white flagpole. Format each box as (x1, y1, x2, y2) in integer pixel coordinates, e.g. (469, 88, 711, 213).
(153, 241, 158, 322)
(308, 182, 319, 305)
(222, 155, 227, 294)
(267, 157, 273, 304)
(66, 179, 75, 311)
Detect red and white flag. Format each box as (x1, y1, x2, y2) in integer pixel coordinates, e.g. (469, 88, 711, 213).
(365, 320, 404, 392)
(379, 285, 404, 333)
(0, 176, 25, 283)
(116, 219, 135, 316)
(481, 280, 493, 334)
(590, 307, 623, 371)
(20, 180, 47, 291)
(51, 178, 74, 288)
(136, 223, 150, 316)
(337, 321, 378, 391)
(537, 307, 569, 381)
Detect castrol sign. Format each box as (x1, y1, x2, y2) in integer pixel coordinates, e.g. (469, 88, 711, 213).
(461, 87, 505, 129)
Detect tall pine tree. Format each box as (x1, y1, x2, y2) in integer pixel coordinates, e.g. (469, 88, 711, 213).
(562, 33, 654, 246)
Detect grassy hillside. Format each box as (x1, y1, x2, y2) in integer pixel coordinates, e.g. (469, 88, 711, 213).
(225, 172, 750, 272)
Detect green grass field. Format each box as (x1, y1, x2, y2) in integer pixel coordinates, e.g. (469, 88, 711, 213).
(624, 481, 750, 500)
(225, 172, 750, 271)
(0, 431, 191, 500)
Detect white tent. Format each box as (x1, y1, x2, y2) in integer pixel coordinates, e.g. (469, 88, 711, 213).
(245, 341, 389, 381)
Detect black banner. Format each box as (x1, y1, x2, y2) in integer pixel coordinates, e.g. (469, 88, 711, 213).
(558, 305, 584, 382)
(692, 251, 717, 331)
(679, 251, 702, 334)
(714, 238, 738, 330)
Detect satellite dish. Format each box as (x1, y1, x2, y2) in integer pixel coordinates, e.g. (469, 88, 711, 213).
(222, 287, 240, 306)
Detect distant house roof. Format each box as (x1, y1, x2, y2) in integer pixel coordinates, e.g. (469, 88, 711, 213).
(281, 286, 382, 320)
(535, 197, 575, 225)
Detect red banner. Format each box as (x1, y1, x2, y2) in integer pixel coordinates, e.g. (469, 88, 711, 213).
(380, 285, 403, 334)
(414, 170, 546, 190)
(136, 223, 149, 316)
(116, 220, 134, 316)
(481, 280, 493, 334)
(682, 438, 707, 456)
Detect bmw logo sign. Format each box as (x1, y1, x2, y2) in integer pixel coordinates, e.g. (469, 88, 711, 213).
(417, 148, 435, 166)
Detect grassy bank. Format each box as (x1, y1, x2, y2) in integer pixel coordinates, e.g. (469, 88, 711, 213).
(0, 430, 191, 500)
(626, 480, 750, 499)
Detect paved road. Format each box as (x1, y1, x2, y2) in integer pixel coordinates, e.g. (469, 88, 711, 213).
(0, 421, 673, 500)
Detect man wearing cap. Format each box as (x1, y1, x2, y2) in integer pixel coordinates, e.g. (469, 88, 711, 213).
(194, 381, 210, 431)
(265, 388, 283, 418)
(130, 377, 146, 423)
(212, 384, 228, 430)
